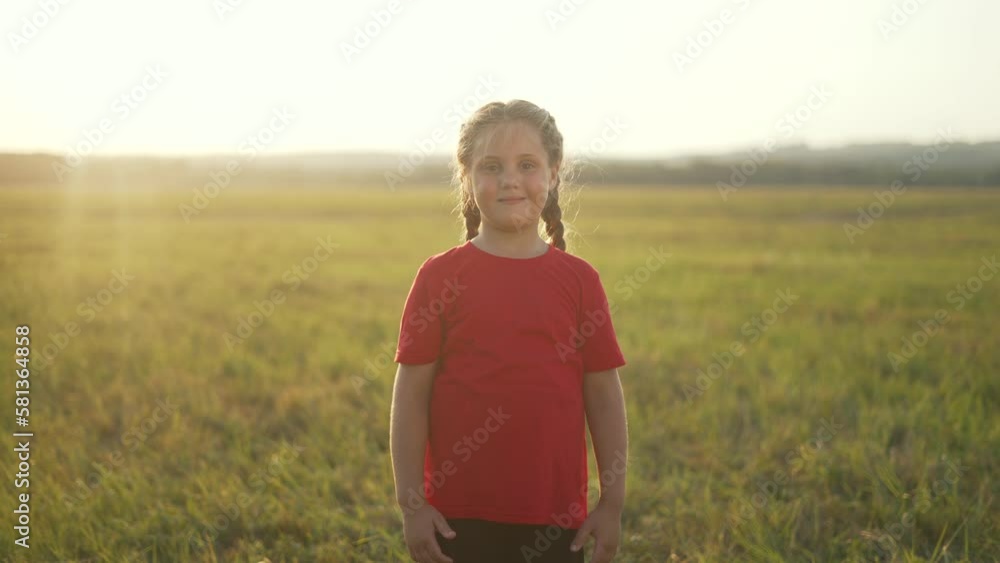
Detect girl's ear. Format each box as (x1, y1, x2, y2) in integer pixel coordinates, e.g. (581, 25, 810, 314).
(549, 164, 559, 187)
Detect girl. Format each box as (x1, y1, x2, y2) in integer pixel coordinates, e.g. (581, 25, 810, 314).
(390, 100, 628, 563)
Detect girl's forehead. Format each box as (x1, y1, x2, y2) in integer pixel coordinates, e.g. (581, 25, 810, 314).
(474, 121, 545, 157)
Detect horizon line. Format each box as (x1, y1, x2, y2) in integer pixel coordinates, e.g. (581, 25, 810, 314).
(2, 136, 998, 161)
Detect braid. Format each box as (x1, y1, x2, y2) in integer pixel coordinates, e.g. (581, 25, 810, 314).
(542, 178, 566, 251)
(462, 186, 481, 241)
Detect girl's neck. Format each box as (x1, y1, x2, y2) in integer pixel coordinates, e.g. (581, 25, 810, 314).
(471, 227, 549, 259)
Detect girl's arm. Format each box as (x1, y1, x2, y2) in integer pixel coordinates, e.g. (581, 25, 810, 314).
(391, 360, 457, 562)
(390, 360, 438, 512)
(583, 368, 628, 511)
(573, 368, 628, 560)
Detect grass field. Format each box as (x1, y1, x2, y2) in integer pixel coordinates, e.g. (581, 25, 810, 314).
(0, 185, 997, 562)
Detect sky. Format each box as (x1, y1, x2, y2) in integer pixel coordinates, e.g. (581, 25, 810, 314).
(2, 0, 998, 159)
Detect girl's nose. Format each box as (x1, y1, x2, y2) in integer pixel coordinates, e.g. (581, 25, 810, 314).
(500, 169, 519, 188)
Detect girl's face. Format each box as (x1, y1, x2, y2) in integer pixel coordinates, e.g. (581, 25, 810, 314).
(469, 120, 558, 234)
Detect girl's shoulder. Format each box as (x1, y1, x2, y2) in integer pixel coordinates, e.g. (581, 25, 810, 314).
(548, 246, 605, 280)
(415, 242, 467, 272)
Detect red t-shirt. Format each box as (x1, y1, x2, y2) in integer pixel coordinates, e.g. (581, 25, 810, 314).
(394, 240, 626, 528)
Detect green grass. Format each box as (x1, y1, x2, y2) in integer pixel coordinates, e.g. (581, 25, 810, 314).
(0, 185, 997, 562)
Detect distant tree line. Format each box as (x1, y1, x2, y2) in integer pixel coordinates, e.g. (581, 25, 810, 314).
(2, 141, 998, 190)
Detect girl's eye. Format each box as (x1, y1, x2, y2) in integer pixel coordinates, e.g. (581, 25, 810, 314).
(481, 163, 500, 173)
(520, 161, 536, 170)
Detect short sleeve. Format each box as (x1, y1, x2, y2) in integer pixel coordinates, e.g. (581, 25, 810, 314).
(394, 261, 443, 365)
(580, 267, 626, 373)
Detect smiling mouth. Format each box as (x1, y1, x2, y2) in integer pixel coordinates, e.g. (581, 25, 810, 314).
(498, 197, 526, 203)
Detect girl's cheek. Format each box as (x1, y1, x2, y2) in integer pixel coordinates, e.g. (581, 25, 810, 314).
(474, 178, 496, 196)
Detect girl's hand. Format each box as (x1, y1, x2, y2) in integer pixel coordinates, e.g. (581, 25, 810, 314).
(402, 504, 456, 563)
(570, 501, 622, 562)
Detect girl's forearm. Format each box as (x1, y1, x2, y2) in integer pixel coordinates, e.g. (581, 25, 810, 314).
(390, 377, 431, 512)
(583, 369, 629, 512)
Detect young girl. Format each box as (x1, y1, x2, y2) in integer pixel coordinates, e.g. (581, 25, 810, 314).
(390, 100, 628, 563)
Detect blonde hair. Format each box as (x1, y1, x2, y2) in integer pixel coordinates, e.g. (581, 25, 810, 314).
(451, 100, 571, 251)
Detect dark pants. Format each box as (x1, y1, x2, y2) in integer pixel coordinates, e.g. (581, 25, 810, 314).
(434, 518, 584, 563)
